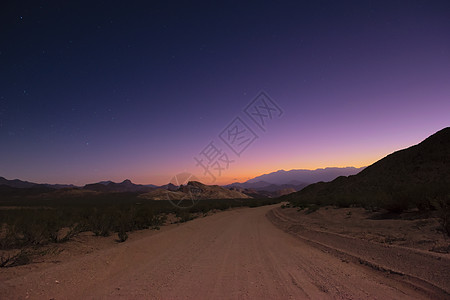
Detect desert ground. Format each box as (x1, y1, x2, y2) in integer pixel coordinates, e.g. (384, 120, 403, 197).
(1, 204, 449, 299)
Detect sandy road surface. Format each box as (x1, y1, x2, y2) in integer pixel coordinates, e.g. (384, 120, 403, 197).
(1, 205, 447, 299)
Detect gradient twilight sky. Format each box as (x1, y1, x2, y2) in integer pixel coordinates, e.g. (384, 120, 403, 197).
(1, 1, 449, 186)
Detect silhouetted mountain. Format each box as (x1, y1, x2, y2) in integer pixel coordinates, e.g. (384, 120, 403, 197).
(225, 167, 363, 198)
(283, 127, 450, 212)
(246, 167, 365, 185)
(144, 184, 159, 188)
(159, 183, 179, 191)
(227, 181, 273, 189)
(0, 176, 76, 189)
(44, 183, 77, 189)
(97, 181, 114, 185)
(83, 179, 155, 193)
(0, 177, 37, 188)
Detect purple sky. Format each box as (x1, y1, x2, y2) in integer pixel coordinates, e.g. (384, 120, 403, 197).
(1, 1, 449, 185)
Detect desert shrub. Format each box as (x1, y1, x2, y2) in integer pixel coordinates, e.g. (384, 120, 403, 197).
(117, 229, 128, 243)
(7, 210, 66, 246)
(176, 210, 193, 223)
(130, 206, 152, 230)
(89, 208, 114, 237)
(305, 204, 320, 214)
(335, 196, 353, 208)
(151, 214, 166, 229)
(293, 200, 309, 210)
(0, 248, 31, 268)
(440, 212, 450, 236)
(56, 224, 84, 243)
(433, 194, 450, 236)
(373, 187, 409, 213)
(0, 224, 20, 249)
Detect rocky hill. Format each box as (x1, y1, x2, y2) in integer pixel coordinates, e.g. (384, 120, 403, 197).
(139, 181, 251, 200)
(282, 127, 450, 213)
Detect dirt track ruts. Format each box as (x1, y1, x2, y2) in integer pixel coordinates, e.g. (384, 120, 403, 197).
(1, 204, 448, 299)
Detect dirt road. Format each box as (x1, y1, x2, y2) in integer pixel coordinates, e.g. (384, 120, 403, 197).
(1, 205, 448, 299)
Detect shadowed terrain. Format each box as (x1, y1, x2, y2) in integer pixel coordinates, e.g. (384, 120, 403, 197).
(282, 127, 450, 216)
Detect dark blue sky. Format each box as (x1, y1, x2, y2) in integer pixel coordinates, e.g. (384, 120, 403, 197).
(1, 1, 449, 185)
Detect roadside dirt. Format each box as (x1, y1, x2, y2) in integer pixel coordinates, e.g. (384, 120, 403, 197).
(1, 204, 449, 299)
(275, 205, 450, 253)
(268, 206, 450, 298)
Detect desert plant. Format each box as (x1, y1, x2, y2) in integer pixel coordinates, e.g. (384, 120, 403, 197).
(57, 223, 85, 243)
(0, 248, 31, 268)
(434, 195, 450, 236)
(305, 204, 320, 214)
(117, 229, 128, 243)
(176, 210, 193, 223)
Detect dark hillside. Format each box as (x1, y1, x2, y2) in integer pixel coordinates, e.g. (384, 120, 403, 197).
(283, 127, 450, 213)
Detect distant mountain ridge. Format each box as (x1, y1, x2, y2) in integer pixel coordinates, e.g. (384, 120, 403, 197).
(1, 166, 365, 198)
(0, 177, 37, 188)
(225, 167, 364, 197)
(1, 166, 364, 193)
(83, 179, 157, 193)
(0, 176, 75, 189)
(246, 167, 365, 185)
(0, 177, 158, 192)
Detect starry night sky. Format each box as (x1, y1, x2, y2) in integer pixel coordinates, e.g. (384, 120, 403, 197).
(1, 1, 449, 185)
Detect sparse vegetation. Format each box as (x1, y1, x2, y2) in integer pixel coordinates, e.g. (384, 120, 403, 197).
(0, 248, 31, 268)
(0, 190, 281, 267)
